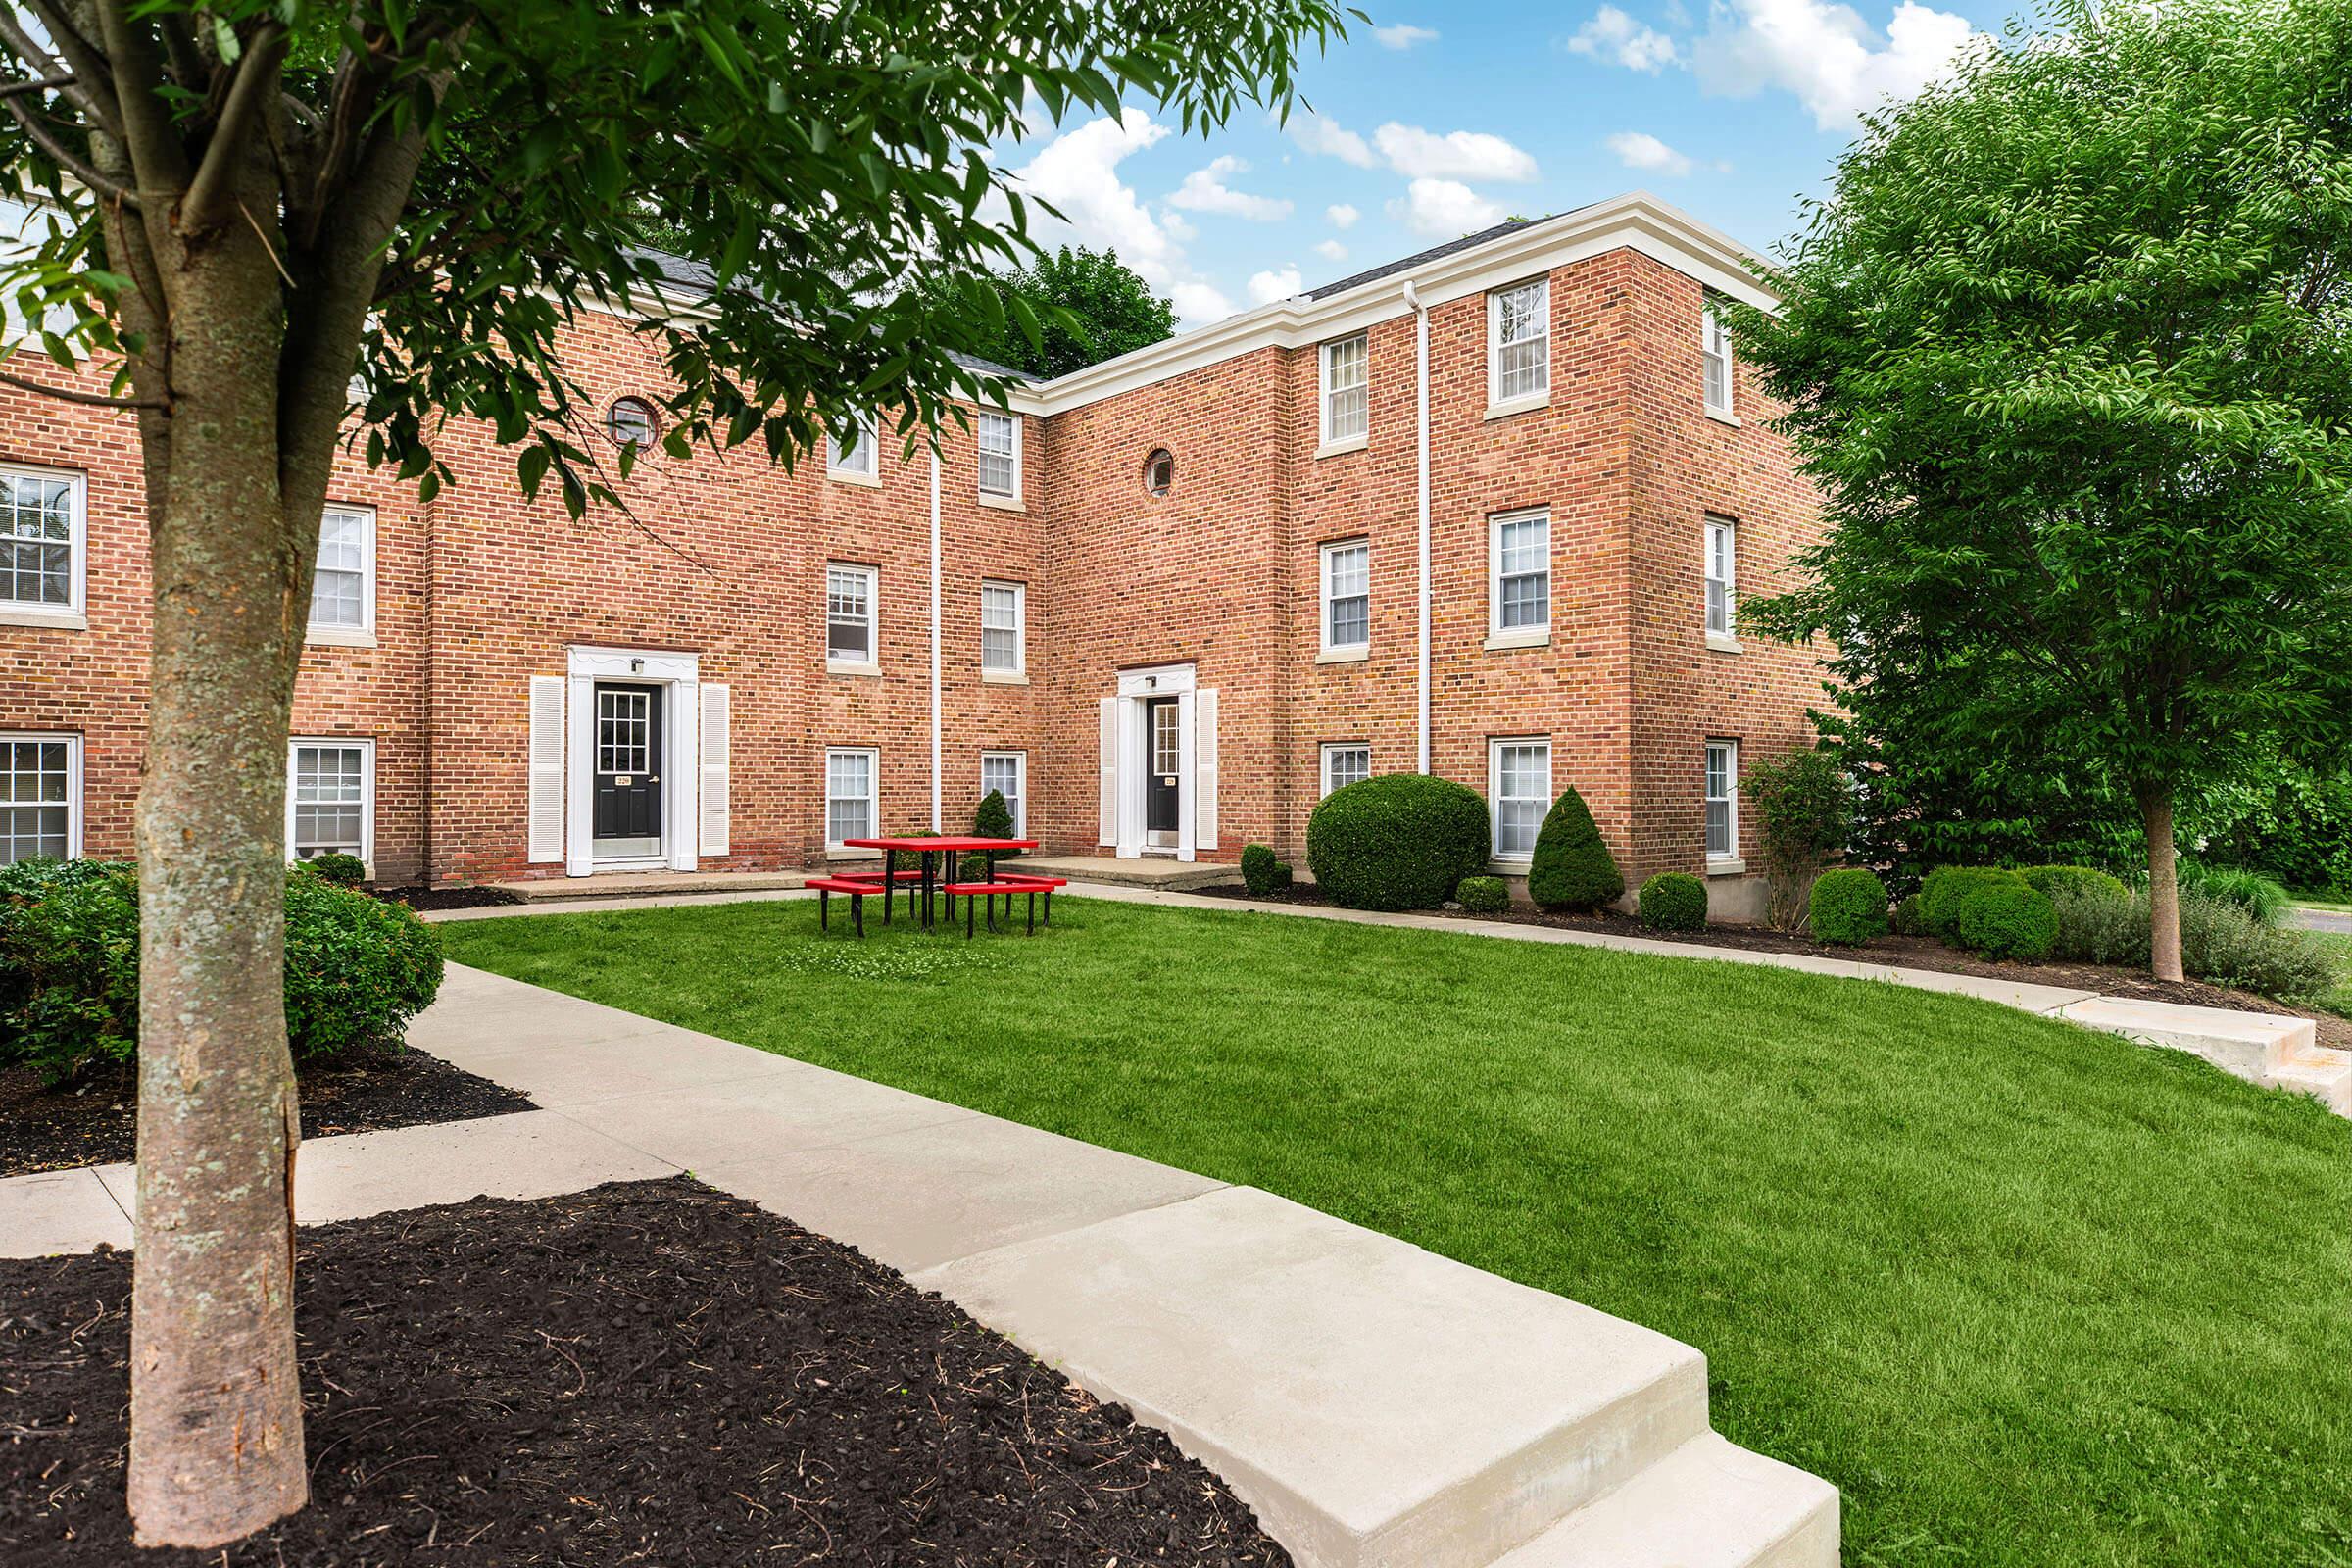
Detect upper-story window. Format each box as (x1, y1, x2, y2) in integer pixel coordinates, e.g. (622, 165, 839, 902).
(1319, 333, 1369, 446)
(1144, 449, 1175, 498)
(0, 464, 83, 620)
(1488, 508, 1550, 641)
(309, 504, 375, 639)
(1705, 514, 1737, 639)
(826, 563, 877, 668)
(1488, 278, 1549, 407)
(1321, 538, 1369, 654)
(981, 580, 1025, 676)
(977, 411, 1021, 500)
(827, 411, 879, 481)
(1702, 302, 1735, 417)
(607, 397, 659, 451)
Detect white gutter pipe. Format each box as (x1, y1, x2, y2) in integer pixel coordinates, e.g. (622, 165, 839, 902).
(1402, 277, 1431, 774)
(929, 445, 942, 831)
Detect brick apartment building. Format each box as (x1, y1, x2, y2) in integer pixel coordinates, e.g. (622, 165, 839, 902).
(0, 192, 1822, 917)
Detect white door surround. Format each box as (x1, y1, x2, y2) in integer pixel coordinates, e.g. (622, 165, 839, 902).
(1111, 662, 1197, 862)
(565, 644, 701, 877)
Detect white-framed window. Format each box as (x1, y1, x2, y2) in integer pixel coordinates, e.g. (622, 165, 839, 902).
(1320, 538, 1369, 652)
(981, 579, 1025, 675)
(309, 503, 375, 637)
(1489, 738, 1550, 862)
(0, 464, 84, 617)
(1488, 277, 1549, 406)
(1702, 302, 1734, 416)
(825, 747, 878, 847)
(1319, 333, 1369, 445)
(0, 731, 80, 863)
(1320, 742, 1370, 798)
(1705, 740, 1740, 861)
(826, 563, 877, 666)
(827, 410, 879, 480)
(286, 738, 374, 867)
(977, 410, 1021, 499)
(981, 750, 1027, 836)
(1705, 514, 1736, 637)
(1489, 508, 1550, 637)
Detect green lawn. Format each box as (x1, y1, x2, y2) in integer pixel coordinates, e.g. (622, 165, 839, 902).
(440, 897, 2352, 1568)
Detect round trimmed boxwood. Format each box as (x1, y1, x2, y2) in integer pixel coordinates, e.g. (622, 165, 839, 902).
(1455, 875, 1508, 914)
(304, 851, 369, 887)
(1952, 879, 2059, 962)
(1637, 871, 1707, 932)
(1527, 785, 1625, 912)
(1306, 774, 1491, 911)
(283, 868, 446, 1059)
(1242, 843, 1283, 897)
(1918, 866, 2028, 939)
(2018, 864, 2129, 906)
(1809, 867, 1890, 946)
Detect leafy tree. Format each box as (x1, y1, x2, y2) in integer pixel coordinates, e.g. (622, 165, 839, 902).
(1735, 0, 2352, 981)
(0, 0, 1348, 1545)
(917, 245, 1178, 379)
(1741, 747, 1852, 930)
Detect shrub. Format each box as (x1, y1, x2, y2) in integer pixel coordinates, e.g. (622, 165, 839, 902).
(1272, 859, 1295, 891)
(956, 850, 993, 881)
(1741, 748, 1852, 929)
(1242, 843, 1283, 897)
(1952, 880, 2058, 962)
(1455, 875, 1508, 914)
(1636, 872, 1707, 932)
(2176, 860, 2290, 927)
(1918, 866, 2028, 939)
(2017, 864, 2129, 906)
(2047, 884, 2337, 1000)
(1809, 867, 1890, 946)
(1305, 774, 1492, 911)
(0, 860, 444, 1082)
(887, 829, 938, 875)
(1891, 893, 1928, 936)
(972, 790, 1019, 855)
(2048, 885, 2149, 966)
(303, 851, 369, 887)
(1527, 786, 1624, 912)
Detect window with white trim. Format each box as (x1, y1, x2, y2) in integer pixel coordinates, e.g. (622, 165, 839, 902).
(825, 748, 877, 846)
(1705, 740, 1740, 861)
(981, 580, 1025, 675)
(1489, 738, 1550, 861)
(0, 465, 83, 615)
(0, 732, 79, 864)
(826, 564, 877, 665)
(977, 411, 1020, 498)
(309, 504, 375, 635)
(1489, 509, 1550, 636)
(1701, 302, 1734, 416)
(1319, 333, 1368, 444)
(1705, 515, 1736, 637)
(1320, 538, 1369, 652)
(1489, 278, 1549, 405)
(287, 739, 374, 866)
(981, 750, 1027, 836)
(827, 411, 878, 479)
(1320, 742, 1370, 798)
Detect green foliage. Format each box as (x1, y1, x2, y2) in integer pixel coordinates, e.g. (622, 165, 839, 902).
(1952, 881, 2059, 963)
(1636, 872, 1708, 933)
(2188, 759, 2352, 897)
(2049, 885, 2337, 1000)
(1742, 748, 1852, 926)
(1306, 774, 1492, 911)
(1733, 0, 2352, 956)
(1526, 786, 1625, 912)
(1918, 867, 2028, 940)
(2175, 861, 2291, 928)
(0, 860, 443, 1081)
(2017, 865, 2130, 906)
(1809, 868, 1891, 946)
(957, 851, 992, 882)
(1242, 844, 1283, 897)
(1454, 875, 1508, 915)
(1891, 893, 1928, 937)
(302, 852, 369, 887)
(973, 790, 1018, 854)
(908, 247, 1176, 379)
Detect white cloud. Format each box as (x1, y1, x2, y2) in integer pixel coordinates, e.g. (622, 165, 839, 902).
(1247, 267, 1306, 305)
(1168, 156, 1295, 220)
(1565, 6, 1681, 72)
(1314, 238, 1348, 263)
(1287, 113, 1378, 169)
(1691, 0, 1978, 129)
(1373, 122, 1540, 183)
(998, 110, 1233, 326)
(1171, 281, 1236, 323)
(1388, 178, 1505, 239)
(1373, 23, 1440, 49)
(1605, 130, 1694, 176)
(1326, 202, 1360, 230)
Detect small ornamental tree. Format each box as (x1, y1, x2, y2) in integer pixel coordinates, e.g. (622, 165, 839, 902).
(1734, 0, 2352, 980)
(1526, 785, 1624, 912)
(973, 789, 1017, 853)
(1742, 749, 1852, 931)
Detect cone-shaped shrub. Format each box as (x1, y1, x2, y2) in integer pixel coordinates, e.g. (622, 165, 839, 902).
(973, 789, 1017, 854)
(1527, 785, 1624, 911)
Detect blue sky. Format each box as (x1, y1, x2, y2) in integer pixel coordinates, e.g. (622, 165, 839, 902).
(996, 0, 1999, 326)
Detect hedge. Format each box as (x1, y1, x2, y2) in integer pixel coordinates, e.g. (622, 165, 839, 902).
(1527, 786, 1624, 912)
(1636, 872, 1707, 932)
(1918, 866, 2029, 939)
(1808, 867, 1890, 946)
(1305, 774, 1491, 911)
(2017, 864, 2129, 906)
(1952, 879, 2059, 962)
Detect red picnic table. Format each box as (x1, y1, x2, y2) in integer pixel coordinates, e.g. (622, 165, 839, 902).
(833, 835, 1042, 931)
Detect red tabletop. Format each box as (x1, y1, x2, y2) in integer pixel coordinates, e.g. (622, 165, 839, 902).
(841, 836, 1039, 854)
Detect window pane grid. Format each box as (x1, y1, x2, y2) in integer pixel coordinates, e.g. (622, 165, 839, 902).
(292, 744, 366, 859)
(310, 508, 370, 628)
(1324, 542, 1369, 648)
(1492, 741, 1549, 858)
(977, 413, 1017, 495)
(1323, 745, 1369, 796)
(982, 753, 1023, 834)
(982, 583, 1023, 671)
(1322, 336, 1368, 442)
(1705, 520, 1735, 635)
(828, 415, 877, 476)
(0, 472, 74, 607)
(826, 752, 874, 844)
(1703, 307, 1733, 412)
(1494, 281, 1548, 403)
(1495, 514, 1549, 630)
(0, 739, 70, 863)
(827, 566, 874, 661)
(1705, 743, 1738, 858)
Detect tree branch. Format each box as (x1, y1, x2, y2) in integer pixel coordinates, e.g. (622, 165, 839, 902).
(0, 73, 76, 100)
(154, 13, 206, 89)
(1, 94, 140, 207)
(0, 4, 118, 140)
(0, 368, 166, 408)
(179, 24, 288, 235)
(90, 0, 188, 191)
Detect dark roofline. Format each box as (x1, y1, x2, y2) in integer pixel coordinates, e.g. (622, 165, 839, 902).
(1304, 203, 1599, 302)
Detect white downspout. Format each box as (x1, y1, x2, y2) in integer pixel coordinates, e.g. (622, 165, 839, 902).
(929, 446, 942, 831)
(1403, 277, 1431, 774)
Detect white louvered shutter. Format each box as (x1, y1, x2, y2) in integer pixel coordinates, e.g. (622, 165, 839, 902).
(1098, 697, 1118, 846)
(1193, 688, 1219, 849)
(527, 675, 565, 862)
(699, 683, 731, 857)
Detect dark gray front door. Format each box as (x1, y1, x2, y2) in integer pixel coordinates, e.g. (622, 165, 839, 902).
(1144, 697, 1180, 847)
(592, 683, 662, 858)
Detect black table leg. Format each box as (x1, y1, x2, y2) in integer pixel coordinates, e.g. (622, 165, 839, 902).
(1026, 891, 1035, 935)
(882, 861, 892, 924)
(819, 888, 829, 931)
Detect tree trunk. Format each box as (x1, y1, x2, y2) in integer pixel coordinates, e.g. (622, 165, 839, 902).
(2139, 783, 2183, 984)
(126, 228, 314, 1547)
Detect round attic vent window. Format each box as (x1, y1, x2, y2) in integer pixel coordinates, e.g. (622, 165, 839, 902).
(607, 397, 660, 450)
(1144, 448, 1174, 497)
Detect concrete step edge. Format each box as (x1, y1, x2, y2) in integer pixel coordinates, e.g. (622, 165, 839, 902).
(2057, 996, 2316, 1079)
(1482, 1432, 1838, 1568)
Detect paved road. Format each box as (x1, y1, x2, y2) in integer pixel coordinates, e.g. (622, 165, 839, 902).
(2287, 906, 2352, 934)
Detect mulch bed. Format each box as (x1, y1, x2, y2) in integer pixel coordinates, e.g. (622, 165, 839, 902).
(376, 884, 526, 912)
(0, 1044, 535, 1178)
(0, 1178, 1291, 1568)
(1200, 882, 2352, 1050)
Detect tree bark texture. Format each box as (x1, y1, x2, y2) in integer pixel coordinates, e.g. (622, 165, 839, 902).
(2139, 783, 2184, 984)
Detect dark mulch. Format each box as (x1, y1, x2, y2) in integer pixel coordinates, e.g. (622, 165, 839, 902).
(1200, 881, 2352, 1050)
(0, 1178, 1291, 1568)
(0, 1044, 535, 1178)
(376, 884, 525, 911)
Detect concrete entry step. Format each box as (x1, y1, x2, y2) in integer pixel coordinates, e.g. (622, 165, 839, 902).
(1011, 853, 1243, 890)
(2270, 1041, 2352, 1114)
(1487, 1434, 1838, 1568)
(2057, 996, 2317, 1083)
(488, 868, 809, 901)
